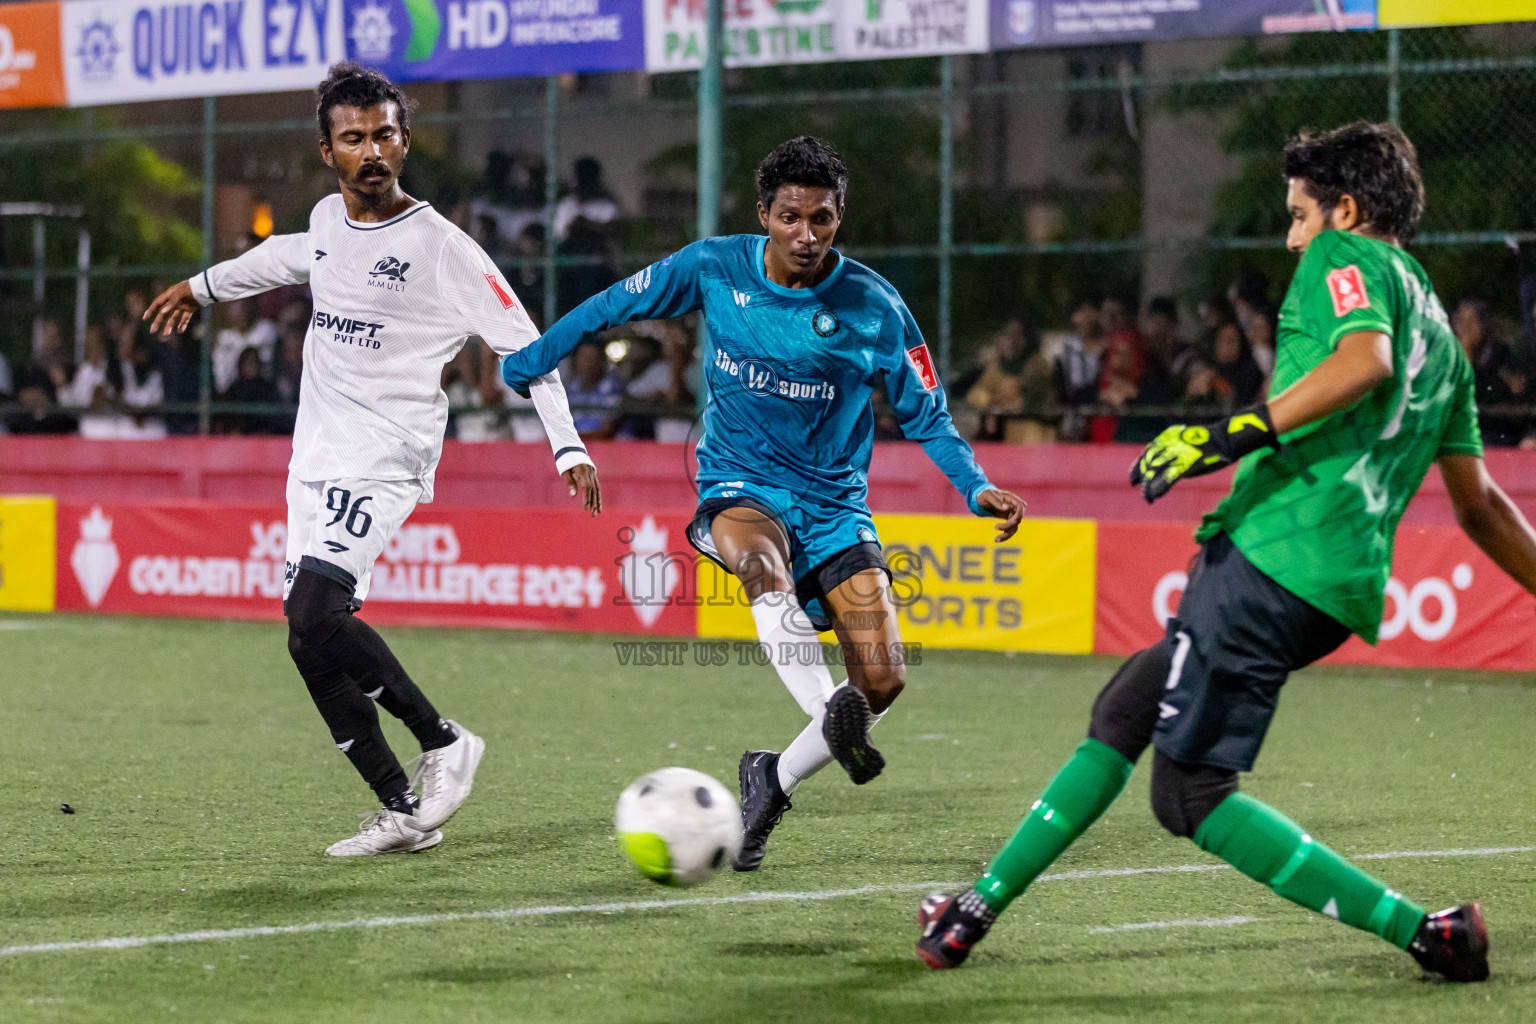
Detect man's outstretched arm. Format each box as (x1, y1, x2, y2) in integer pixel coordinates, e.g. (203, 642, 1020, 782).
(500, 242, 707, 395)
(144, 232, 313, 336)
(1440, 454, 1536, 595)
(441, 234, 602, 515)
(882, 308, 1026, 541)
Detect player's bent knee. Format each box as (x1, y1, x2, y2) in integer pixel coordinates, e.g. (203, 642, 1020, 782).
(732, 549, 794, 600)
(1149, 750, 1238, 838)
(857, 662, 905, 713)
(285, 569, 353, 648)
(1087, 646, 1172, 764)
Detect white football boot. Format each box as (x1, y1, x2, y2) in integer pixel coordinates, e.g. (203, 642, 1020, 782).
(325, 807, 443, 857)
(406, 720, 485, 831)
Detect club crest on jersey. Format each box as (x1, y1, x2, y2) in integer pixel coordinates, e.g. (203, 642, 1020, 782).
(812, 309, 840, 337)
(368, 256, 410, 292)
(1326, 264, 1371, 317)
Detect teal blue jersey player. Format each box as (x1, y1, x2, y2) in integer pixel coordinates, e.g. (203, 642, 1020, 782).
(504, 137, 1026, 872)
(500, 235, 996, 595)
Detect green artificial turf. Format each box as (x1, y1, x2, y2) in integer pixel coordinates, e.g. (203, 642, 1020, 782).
(2, 614, 1533, 1023)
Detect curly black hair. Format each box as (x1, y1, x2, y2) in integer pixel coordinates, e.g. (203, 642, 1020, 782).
(316, 61, 417, 144)
(1282, 121, 1425, 241)
(755, 136, 849, 212)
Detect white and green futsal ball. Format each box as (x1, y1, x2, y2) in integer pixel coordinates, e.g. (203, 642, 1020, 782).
(615, 767, 743, 888)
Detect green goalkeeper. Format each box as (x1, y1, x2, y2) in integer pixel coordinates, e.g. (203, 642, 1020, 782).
(917, 121, 1536, 981)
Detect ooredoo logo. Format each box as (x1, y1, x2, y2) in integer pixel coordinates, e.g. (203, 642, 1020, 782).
(1151, 564, 1476, 644)
(1380, 563, 1473, 642)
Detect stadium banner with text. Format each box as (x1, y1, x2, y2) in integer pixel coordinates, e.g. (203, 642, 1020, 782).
(0, 496, 57, 612)
(644, 0, 988, 73)
(341, 0, 645, 83)
(990, 0, 1376, 50)
(1378, 0, 1536, 27)
(53, 501, 697, 634)
(1093, 521, 1536, 671)
(0, 2, 67, 109)
(60, 0, 348, 107)
(696, 514, 1096, 654)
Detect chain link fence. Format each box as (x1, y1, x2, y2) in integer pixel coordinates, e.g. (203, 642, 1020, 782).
(3, 24, 1535, 443)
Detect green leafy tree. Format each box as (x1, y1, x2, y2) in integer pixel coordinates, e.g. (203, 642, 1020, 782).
(0, 109, 202, 365)
(1171, 27, 1536, 312)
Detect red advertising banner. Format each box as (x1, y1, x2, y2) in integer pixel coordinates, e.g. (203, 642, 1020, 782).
(1094, 521, 1536, 671)
(55, 501, 698, 635)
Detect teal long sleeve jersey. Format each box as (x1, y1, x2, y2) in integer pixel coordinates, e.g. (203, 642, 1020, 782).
(500, 234, 994, 518)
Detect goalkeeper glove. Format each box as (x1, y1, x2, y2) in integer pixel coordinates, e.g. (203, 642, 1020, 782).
(1129, 404, 1280, 503)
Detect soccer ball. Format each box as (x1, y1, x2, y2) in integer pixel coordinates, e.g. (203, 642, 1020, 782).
(615, 767, 743, 888)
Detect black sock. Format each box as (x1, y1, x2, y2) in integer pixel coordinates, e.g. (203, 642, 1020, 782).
(287, 569, 415, 803)
(339, 615, 457, 751)
(299, 660, 411, 804)
(382, 788, 419, 816)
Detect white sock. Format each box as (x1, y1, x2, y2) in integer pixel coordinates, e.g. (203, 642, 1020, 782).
(776, 683, 887, 795)
(749, 593, 835, 715)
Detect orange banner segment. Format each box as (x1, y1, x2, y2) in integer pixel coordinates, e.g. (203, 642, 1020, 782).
(0, 2, 65, 110)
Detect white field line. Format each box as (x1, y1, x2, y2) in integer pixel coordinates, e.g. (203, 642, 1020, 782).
(3, 845, 1531, 959)
(1090, 915, 1260, 935)
(1352, 845, 1535, 860)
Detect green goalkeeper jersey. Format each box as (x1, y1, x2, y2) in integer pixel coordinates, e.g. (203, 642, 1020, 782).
(1195, 230, 1483, 642)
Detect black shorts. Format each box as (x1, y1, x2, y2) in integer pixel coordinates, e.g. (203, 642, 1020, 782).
(687, 495, 890, 632)
(1152, 532, 1350, 772)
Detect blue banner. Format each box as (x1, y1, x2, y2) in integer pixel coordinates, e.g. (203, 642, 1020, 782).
(992, 0, 1377, 49)
(343, 0, 644, 81)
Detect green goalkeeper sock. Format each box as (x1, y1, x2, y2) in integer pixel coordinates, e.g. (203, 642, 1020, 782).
(1193, 792, 1425, 949)
(974, 738, 1134, 913)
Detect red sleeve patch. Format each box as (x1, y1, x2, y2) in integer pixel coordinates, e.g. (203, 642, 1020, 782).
(906, 343, 940, 392)
(1326, 264, 1371, 317)
(485, 273, 517, 310)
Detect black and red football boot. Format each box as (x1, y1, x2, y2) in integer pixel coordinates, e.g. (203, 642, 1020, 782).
(916, 891, 996, 970)
(1408, 902, 1489, 982)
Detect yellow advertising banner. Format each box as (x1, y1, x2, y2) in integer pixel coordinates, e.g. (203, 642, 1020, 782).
(0, 496, 56, 612)
(696, 515, 1096, 654)
(1379, 0, 1536, 25)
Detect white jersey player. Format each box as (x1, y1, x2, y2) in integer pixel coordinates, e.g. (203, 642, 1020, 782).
(145, 62, 601, 857)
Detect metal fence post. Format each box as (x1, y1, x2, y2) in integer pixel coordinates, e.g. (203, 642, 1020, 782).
(938, 54, 954, 381)
(75, 222, 91, 361)
(31, 216, 45, 358)
(199, 96, 216, 434)
(697, 0, 723, 241)
(1387, 27, 1401, 126)
(696, 0, 724, 416)
(543, 76, 559, 331)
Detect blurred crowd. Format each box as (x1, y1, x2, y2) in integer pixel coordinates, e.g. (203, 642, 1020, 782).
(0, 285, 303, 438)
(952, 274, 1536, 450)
(5, 229, 1536, 451)
(459, 152, 622, 319)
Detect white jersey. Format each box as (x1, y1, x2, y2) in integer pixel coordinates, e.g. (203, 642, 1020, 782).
(190, 194, 590, 499)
